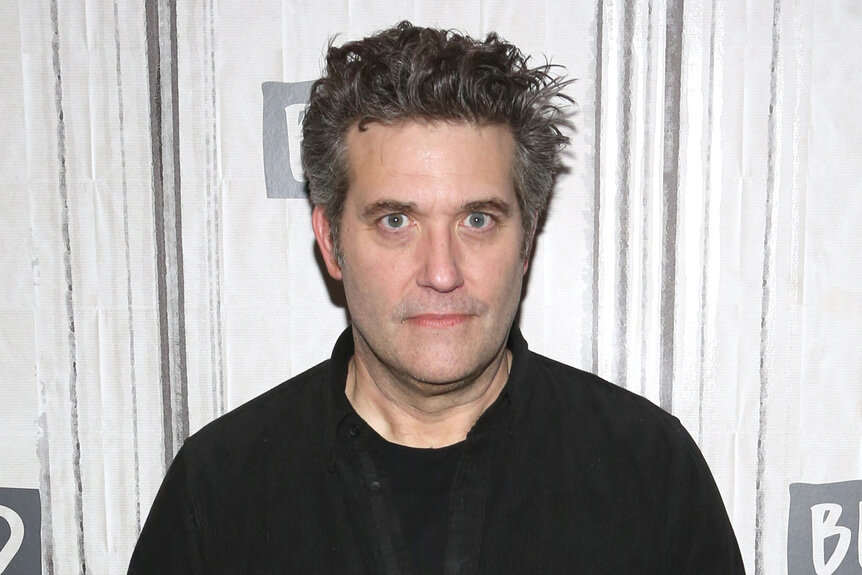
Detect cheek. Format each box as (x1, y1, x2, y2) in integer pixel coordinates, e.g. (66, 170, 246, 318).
(467, 253, 524, 299)
(352, 248, 410, 282)
(342, 254, 407, 308)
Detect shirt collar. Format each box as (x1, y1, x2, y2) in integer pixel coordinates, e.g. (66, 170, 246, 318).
(323, 324, 531, 465)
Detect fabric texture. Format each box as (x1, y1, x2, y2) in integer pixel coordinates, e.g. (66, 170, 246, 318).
(128, 327, 745, 574)
(368, 433, 465, 575)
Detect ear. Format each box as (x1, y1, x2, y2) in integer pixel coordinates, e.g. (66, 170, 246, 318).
(312, 205, 343, 280)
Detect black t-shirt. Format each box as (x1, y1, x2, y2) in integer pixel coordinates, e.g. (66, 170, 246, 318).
(368, 433, 466, 575)
(128, 327, 745, 574)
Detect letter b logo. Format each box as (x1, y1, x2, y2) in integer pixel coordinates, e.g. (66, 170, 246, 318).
(811, 503, 854, 575)
(789, 481, 862, 575)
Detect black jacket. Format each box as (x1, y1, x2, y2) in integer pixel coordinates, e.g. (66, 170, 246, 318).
(129, 327, 744, 574)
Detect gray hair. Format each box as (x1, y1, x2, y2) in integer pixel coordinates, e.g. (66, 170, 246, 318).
(302, 21, 572, 261)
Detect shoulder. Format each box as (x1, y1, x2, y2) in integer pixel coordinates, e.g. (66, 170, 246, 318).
(518, 350, 705, 474)
(526, 351, 683, 434)
(517, 352, 743, 573)
(180, 359, 333, 465)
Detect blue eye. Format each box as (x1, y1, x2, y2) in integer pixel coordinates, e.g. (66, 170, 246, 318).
(464, 212, 489, 229)
(382, 213, 409, 229)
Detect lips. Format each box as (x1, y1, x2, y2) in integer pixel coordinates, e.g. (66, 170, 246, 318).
(405, 313, 473, 328)
(396, 296, 487, 326)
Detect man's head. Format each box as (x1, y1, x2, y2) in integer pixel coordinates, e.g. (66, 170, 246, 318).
(305, 22, 572, 394)
(302, 21, 571, 263)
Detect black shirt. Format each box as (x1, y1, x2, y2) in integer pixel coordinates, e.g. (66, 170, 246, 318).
(368, 432, 465, 575)
(128, 327, 745, 574)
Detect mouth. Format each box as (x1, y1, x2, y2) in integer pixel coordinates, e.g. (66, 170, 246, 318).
(405, 313, 474, 328)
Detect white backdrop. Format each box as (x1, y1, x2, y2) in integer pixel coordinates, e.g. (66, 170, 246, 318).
(1, 0, 861, 574)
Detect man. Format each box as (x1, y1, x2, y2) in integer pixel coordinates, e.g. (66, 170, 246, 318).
(129, 22, 744, 574)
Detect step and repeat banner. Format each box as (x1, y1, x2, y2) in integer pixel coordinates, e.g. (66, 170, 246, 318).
(2, 0, 861, 573)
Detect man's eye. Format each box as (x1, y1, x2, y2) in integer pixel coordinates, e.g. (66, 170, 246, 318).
(463, 212, 492, 229)
(381, 213, 409, 230)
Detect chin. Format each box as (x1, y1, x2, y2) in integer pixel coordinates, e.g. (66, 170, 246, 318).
(411, 368, 472, 386)
(397, 349, 494, 387)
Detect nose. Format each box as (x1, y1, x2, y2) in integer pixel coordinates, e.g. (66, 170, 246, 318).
(416, 226, 464, 293)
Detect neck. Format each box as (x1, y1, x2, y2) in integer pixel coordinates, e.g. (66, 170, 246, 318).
(344, 347, 511, 448)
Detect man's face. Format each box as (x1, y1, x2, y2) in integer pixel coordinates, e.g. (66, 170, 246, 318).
(313, 121, 528, 387)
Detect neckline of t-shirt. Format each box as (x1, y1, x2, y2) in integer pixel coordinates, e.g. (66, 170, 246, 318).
(366, 425, 467, 458)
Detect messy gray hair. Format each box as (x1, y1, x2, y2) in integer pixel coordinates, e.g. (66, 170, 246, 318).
(302, 21, 572, 261)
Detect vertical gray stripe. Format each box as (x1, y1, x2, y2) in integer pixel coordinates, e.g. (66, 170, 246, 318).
(146, 0, 190, 467)
(697, 0, 720, 446)
(660, 0, 684, 413)
(145, 0, 174, 469)
(113, 0, 142, 535)
(166, 0, 191, 447)
(639, 0, 655, 398)
(50, 0, 87, 572)
(33, 22, 55, 575)
(211, 0, 225, 416)
(36, 387, 55, 575)
(756, 1, 783, 572)
(591, 0, 604, 375)
(203, 0, 218, 417)
(615, 0, 637, 388)
(205, 0, 225, 417)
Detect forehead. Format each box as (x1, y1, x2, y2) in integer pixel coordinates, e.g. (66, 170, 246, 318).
(344, 121, 516, 206)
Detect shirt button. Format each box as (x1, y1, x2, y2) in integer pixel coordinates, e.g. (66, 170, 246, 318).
(348, 424, 360, 437)
(368, 480, 382, 492)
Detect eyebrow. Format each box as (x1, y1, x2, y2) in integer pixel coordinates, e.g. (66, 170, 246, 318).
(359, 200, 417, 220)
(461, 198, 513, 217)
(358, 197, 514, 220)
